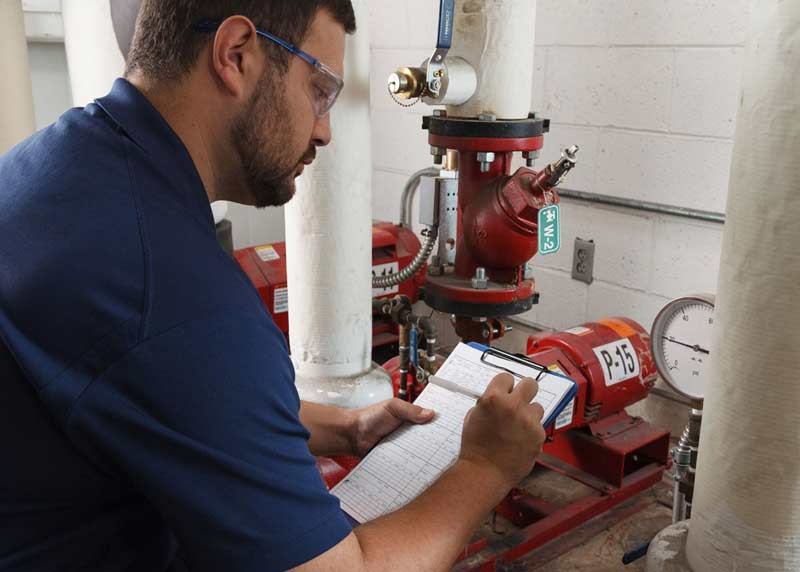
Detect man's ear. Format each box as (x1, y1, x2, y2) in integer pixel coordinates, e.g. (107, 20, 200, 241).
(210, 15, 263, 98)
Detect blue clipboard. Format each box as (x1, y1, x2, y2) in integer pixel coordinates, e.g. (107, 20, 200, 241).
(466, 342, 578, 429)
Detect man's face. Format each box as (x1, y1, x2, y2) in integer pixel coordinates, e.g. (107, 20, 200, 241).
(230, 10, 345, 208)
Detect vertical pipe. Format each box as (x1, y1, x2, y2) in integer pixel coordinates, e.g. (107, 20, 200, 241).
(685, 2, 800, 570)
(398, 323, 410, 401)
(446, 0, 536, 119)
(285, 0, 392, 408)
(671, 481, 685, 524)
(63, 0, 126, 107)
(0, 0, 36, 154)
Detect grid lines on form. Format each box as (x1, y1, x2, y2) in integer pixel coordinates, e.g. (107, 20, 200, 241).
(332, 343, 576, 523)
(332, 383, 474, 523)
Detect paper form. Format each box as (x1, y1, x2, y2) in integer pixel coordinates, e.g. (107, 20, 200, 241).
(331, 343, 575, 523)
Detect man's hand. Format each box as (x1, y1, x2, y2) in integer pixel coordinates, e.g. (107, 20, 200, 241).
(459, 373, 546, 488)
(295, 374, 547, 572)
(350, 398, 435, 457)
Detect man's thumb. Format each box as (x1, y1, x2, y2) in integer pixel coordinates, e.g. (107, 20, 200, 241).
(391, 398, 435, 422)
(411, 404, 435, 422)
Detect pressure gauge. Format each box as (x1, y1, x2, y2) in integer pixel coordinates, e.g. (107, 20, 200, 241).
(650, 294, 715, 402)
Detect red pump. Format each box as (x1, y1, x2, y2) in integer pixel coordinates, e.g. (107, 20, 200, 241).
(379, 317, 670, 569)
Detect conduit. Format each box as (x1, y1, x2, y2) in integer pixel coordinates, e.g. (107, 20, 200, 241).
(683, 2, 800, 570)
(63, 0, 126, 107)
(285, 0, 392, 408)
(0, 0, 36, 155)
(446, 0, 536, 119)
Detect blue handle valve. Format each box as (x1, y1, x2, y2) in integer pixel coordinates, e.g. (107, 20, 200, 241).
(436, 0, 455, 50)
(427, 0, 456, 96)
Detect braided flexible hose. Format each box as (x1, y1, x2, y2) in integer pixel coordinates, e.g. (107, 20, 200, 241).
(372, 226, 438, 289)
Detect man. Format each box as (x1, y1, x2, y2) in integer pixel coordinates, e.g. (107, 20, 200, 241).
(0, 1, 546, 571)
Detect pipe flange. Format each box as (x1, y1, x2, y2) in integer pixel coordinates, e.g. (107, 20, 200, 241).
(422, 113, 549, 139)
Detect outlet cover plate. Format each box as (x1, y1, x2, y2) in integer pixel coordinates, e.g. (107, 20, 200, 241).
(572, 238, 595, 284)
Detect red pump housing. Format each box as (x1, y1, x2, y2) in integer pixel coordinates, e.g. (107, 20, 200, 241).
(528, 316, 657, 423)
(379, 317, 670, 568)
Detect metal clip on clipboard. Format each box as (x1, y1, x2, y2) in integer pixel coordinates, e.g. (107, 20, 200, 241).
(473, 343, 578, 433)
(479, 346, 551, 382)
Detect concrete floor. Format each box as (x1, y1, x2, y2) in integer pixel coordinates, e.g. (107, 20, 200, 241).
(530, 491, 671, 571)
(455, 468, 674, 571)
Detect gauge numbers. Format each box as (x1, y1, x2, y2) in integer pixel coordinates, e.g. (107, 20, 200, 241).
(651, 295, 715, 401)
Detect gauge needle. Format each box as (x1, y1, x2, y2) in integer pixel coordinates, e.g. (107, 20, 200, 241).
(663, 336, 710, 355)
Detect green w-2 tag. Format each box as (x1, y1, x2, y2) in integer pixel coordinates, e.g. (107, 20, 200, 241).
(538, 204, 561, 255)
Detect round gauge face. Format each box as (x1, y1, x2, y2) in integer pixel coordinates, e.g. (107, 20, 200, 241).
(651, 295, 715, 401)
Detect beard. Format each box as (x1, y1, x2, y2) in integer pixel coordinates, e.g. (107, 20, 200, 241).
(230, 73, 314, 208)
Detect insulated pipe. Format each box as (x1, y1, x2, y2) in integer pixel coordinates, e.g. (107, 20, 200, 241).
(683, 2, 800, 570)
(110, 0, 140, 59)
(446, 0, 536, 119)
(63, 0, 126, 107)
(286, 0, 392, 408)
(0, 0, 36, 154)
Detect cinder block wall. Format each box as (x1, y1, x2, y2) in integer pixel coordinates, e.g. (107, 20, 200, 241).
(370, 0, 745, 332)
(371, 1, 747, 433)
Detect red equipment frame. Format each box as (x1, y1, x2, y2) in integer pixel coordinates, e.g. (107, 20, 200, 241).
(375, 319, 670, 568)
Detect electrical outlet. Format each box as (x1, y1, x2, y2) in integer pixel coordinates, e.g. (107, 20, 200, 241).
(572, 238, 595, 284)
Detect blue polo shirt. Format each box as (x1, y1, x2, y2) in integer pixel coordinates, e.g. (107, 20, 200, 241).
(0, 79, 351, 571)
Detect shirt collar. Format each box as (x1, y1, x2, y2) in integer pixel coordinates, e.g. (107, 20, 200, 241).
(92, 78, 214, 229)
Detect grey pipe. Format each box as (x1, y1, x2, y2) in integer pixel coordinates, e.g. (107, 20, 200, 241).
(372, 226, 438, 289)
(410, 315, 438, 375)
(400, 167, 440, 228)
(557, 188, 725, 224)
(650, 386, 696, 407)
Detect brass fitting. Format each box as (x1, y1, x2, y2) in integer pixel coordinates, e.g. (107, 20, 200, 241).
(387, 67, 426, 99)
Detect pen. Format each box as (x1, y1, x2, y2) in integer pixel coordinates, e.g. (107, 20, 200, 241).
(428, 375, 482, 400)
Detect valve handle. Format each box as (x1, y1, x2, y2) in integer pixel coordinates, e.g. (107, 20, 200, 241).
(427, 0, 455, 96)
(436, 0, 455, 51)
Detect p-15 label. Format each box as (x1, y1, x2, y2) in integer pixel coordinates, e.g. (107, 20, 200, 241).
(592, 338, 640, 386)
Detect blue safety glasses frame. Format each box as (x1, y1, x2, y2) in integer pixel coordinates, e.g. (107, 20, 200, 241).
(193, 19, 344, 117)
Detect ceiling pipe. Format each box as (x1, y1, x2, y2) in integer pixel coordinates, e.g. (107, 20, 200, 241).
(646, 2, 800, 570)
(0, 0, 36, 154)
(62, 0, 126, 107)
(285, 0, 392, 408)
(446, 0, 536, 120)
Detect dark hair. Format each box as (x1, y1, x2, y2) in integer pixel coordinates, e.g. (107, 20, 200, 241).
(126, 0, 356, 82)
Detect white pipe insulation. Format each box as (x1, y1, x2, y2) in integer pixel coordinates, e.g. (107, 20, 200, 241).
(683, 1, 800, 570)
(285, 0, 392, 408)
(0, 0, 36, 155)
(446, 0, 536, 120)
(62, 0, 126, 107)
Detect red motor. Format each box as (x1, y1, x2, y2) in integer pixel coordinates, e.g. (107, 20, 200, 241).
(527, 317, 658, 426)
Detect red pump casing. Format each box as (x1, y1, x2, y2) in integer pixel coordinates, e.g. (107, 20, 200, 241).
(234, 221, 424, 349)
(347, 318, 671, 565)
(527, 316, 657, 428)
(383, 316, 659, 438)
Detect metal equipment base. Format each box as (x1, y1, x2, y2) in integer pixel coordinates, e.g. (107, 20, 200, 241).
(449, 414, 670, 570)
(317, 412, 670, 570)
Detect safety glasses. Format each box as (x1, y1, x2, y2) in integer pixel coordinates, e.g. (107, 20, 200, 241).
(194, 20, 344, 117)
